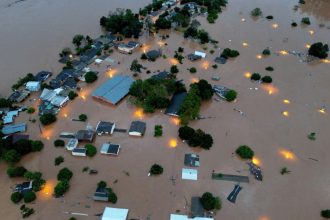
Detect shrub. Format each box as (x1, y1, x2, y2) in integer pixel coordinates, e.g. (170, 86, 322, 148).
(301, 17, 311, 25)
(221, 48, 240, 59)
(212, 64, 218, 69)
(299, 0, 306, 4)
(54, 180, 70, 197)
(236, 145, 254, 159)
(21, 205, 35, 218)
(108, 192, 118, 204)
(7, 166, 27, 177)
(149, 164, 163, 175)
(266, 15, 273, 20)
(170, 65, 179, 74)
(31, 140, 44, 152)
(54, 139, 65, 147)
(79, 114, 88, 122)
(262, 48, 271, 55)
(200, 192, 217, 211)
(154, 125, 163, 137)
(189, 67, 197, 73)
(307, 132, 316, 141)
(97, 181, 107, 188)
(3, 149, 21, 164)
(141, 53, 148, 60)
(291, 22, 298, 27)
(178, 126, 195, 140)
(32, 178, 46, 192)
(40, 113, 56, 125)
(251, 8, 262, 17)
(55, 156, 64, 166)
(225, 90, 237, 102)
(178, 47, 184, 53)
(84, 71, 98, 83)
(27, 107, 35, 114)
(23, 191, 36, 203)
(280, 167, 291, 175)
(68, 91, 78, 100)
(308, 42, 329, 59)
(57, 167, 73, 181)
(11, 192, 23, 204)
(321, 210, 330, 218)
(265, 66, 274, 71)
(261, 76, 273, 83)
(86, 144, 97, 157)
(251, 73, 261, 81)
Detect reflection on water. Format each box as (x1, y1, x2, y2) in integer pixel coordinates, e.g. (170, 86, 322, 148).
(300, 0, 330, 21)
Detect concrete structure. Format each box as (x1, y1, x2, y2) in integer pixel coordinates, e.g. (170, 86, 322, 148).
(72, 148, 87, 157)
(165, 92, 187, 117)
(100, 143, 120, 155)
(66, 138, 78, 151)
(92, 75, 134, 105)
(170, 214, 214, 220)
(96, 121, 115, 135)
(182, 168, 198, 180)
(101, 207, 129, 220)
(26, 81, 41, 92)
(128, 121, 146, 136)
(2, 123, 26, 135)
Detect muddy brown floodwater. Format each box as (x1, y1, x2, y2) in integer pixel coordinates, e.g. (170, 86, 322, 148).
(0, 0, 330, 220)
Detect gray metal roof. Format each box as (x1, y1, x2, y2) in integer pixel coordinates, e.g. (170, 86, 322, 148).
(92, 75, 134, 105)
(2, 123, 26, 135)
(165, 92, 187, 116)
(129, 121, 146, 134)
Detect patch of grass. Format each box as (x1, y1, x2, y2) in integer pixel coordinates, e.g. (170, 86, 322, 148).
(265, 66, 274, 71)
(308, 132, 316, 140)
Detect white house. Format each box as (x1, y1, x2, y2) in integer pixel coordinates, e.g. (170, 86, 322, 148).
(182, 168, 198, 180)
(26, 81, 41, 92)
(66, 138, 78, 151)
(102, 207, 129, 220)
(72, 148, 87, 157)
(194, 51, 206, 58)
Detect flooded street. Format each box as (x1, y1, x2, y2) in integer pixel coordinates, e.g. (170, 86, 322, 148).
(0, 0, 330, 219)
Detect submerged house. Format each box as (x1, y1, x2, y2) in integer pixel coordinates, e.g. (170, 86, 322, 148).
(72, 148, 87, 157)
(14, 181, 33, 194)
(182, 168, 198, 181)
(100, 143, 120, 156)
(151, 71, 170, 80)
(128, 121, 146, 137)
(35, 71, 52, 82)
(2, 123, 26, 135)
(165, 92, 187, 117)
(76, 130, 95, 142)
(40, 88, 69, 108)
(26, 81, 41, 92)
(96, 121, 115, 135)
(146, 50, 161, 60)
(93, 187, 110, 202)
(8, 90, 30, 103)
(66, 138, 78, 151)
(92, 75, 134, 105)
(101, 207, 129, 220)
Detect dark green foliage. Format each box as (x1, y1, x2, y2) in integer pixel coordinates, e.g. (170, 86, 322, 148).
(198, 30, 210, 44)
(0, 98, 12, 108)
(155, 16, 171, 29)
(141, 53, 148, 60)
(69, 218, 77, 220)
(265, 66, 274, 71)
(178, 126, 196, 140)
(266, 15, 273, 20)
(178, 47, 184, 53)
(321, 210, 330, 218)
(184, 27, 198, 38)
(236, 145, 254, 159)
(189, 67, 197, 73)
(280, 167, 291, 175)
(299, 0, 306, 4)
(251, 8, 262, 17)
(57, 167, 73, 181)
(79, 114, 88, 122)
(31, 140, 44, 152)
(14, 139, 32, 156)
(23, 191, 36, 203)
(178, 89, 201, 125)
(192, 79, 214, 100)
(23, 171, 45, 191)
(130, 59, 143, 72)
(86, 144, 97, 157)
(54, 139, 65, 147)
(291, 22, 297, 27)
(178, 126, 213, 150)
(170, 65, 179, 74)
(72, 35, 84, 47)
(262, 48, 271, 55)
(171, 6, 191, 27)
(108, 191, 118, 204)
(308, 42, 329, 59)
(184, 27, 210, 44)
(59, 47, 72, 57)
(68, 91, 78, 100)
(12, 73, 35, 91)
(225, 90, 237, 102)
(27, 107, 35, 114)
(7, 166, 27, 177)
(150, 164, 163, 175)
(100, 9, 143, 38)
(308, 132, 316, 141)
(11, 192, 23, 204)
(21, 205, 35, 218)
(54, 180, 70, 197)
(301, 17, 311, 25)
(200, 192, 217, 211)
(55, 156, 64, 166)
(174, 51, 184, 64)
(154, 125, 163, 137)
(212, 64, 218, 69)
(40, 113, 56, 125)
(261, 76, 273, 83)
(251, 73, 261, 81)
(98, 181, 107, 188)
(84, 71, 98, 83)
(221, 48, 240, 59)
(3, 149, 21, 164)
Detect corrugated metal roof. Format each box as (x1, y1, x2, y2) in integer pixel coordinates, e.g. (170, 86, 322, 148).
(2, 123, 26, 135)
(92, 75, 134, 105)
(165, 92, 187, 116)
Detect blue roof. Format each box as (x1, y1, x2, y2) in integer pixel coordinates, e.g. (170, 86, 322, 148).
(2, 123, 26, 135)
(92, 75, 134, 105)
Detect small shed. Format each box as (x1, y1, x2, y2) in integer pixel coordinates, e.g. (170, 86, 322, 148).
(128, 121, 146, 136)
(184, 154, 200, 167)
(101, 207, 129, 220)
(14, 181, 33, 194)
(194, 51, 206, 58)
(93, 187, 109, 202)
(101, 143, 120, 156)
(96, 121, 116, 135)
(187, 54, 202, 61)
(146, 50, 161, 60)
(26, 81, 41, 92)
(66, 138, 78, 151)
(72, 148, 87, 157)
(76, 130, 95, 142)
(182, 168, 198, 180)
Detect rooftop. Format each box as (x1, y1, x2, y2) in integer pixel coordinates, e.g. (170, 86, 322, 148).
(2, 123, 26, 135)
(128, 121, 146, 135)
(96, 121, 115, 135)
(102, 207, 129, 220)
(165, 92, 187, 117)
(76, 130, 95, 142)
(101, 143, 120, 155)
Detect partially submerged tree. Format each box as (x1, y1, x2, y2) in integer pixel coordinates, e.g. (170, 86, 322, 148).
(308, 42, 329, 59)
(236, 145, 254, 159)
(149, 164, 164, 175)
